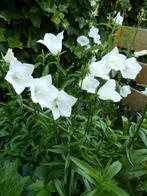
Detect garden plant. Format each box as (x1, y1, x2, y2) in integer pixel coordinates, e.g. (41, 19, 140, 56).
(0, 0, 147, 196)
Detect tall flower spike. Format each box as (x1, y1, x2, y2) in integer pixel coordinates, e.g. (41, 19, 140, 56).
(47, 88, 77, 120)
(29, 75, 57, 109)
(5, 59, 34, 95)
(2, 49, 17, 63)
(79, 74, 100, 94)
(121, 57, 142, 79)
(98, 79, 122, 102)
(37, 31, 64, 56)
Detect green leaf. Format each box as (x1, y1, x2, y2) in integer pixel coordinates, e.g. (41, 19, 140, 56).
(0, 28, 6, 42)
(29, 180, 44, 192)
(103, 161, 122, 181)
(30, 14, 41, 28)
(37, 189, 50, 196)
(54, 179, 66, 196)
(70, 157, 102, 185)
(7, 36, 23, 49)
(0, 162, 28, 196)
(103, 182, 129, 196)
(51, 11, 62, 25)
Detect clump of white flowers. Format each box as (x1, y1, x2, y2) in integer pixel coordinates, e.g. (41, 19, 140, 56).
(77, 25, 101, 46)
(88, 26, 101, 45)
(3, 26, 142, 120)
(4, 32, 77, 120)
(79, 46, 141, 102)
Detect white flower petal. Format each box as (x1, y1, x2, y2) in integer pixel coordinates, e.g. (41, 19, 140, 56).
(5, 71, 25, 94)
(121, 57, 142, 79)
(98, 79, 122, 102)
(58, 90, 77, 107)
(49, 90, 77, 120)
(30, 75, 56, 108)
(94, 35, 101, 45)
(89, 60, 111, 80)
(60, 104, 72, 117)
(52, 107, 60, 120)
(88, 26, 99, 38)
(56, 31, 64, 53)
(102, 47, 126, 71)
(80, 74, 99, 94)
(2, 49, 17, 63)
(120, 85, 131, 98)
(134, 50, 147, 57)
(37, 31, 64, 55)
(77, 35, 89, 46)
(113, 12, 123, 25)
(5, 59, 35, 94)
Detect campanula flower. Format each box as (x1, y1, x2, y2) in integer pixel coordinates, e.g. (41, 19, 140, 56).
(5, 59, 34, 94)
(37, 31, 64, 55)
(98, 79, 122, 102)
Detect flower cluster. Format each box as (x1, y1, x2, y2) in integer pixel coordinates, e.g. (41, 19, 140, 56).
(80, 47, 142, 102)
(3, 32, 77, 120)
(3, 27, 142, 119)
(77, 26, 101, 46)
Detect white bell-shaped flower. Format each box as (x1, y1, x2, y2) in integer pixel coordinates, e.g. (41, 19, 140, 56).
(120, 85, 131, 98)
(89, 60, 111, 80)
(113, 12, 123, 25)
(48, 88, 77, 120)
(5, 59, 34, 95)
(121, 57, 142, 79)
(37, 31, 64, 56)
(2, 49, 17, 63)
(88, 26, 99, 38)
(88, 26, 101, 45)
(98, 79, 122, 102)
(79, 74, 100, 94)
(29, 75, 57, 109)
(102, 47, 126, 71)
(77, 35, 89, 46)
(93, 35, 101, 45)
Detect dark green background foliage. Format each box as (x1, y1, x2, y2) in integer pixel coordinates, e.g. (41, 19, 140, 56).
(0, 0, 146, 59)
(0, 0, 147, 195)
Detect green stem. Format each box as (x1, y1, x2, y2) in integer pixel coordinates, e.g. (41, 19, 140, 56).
(128, 104, 147, 147)
(23, 104, 51, 120)
(85, 95, 94, 133)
